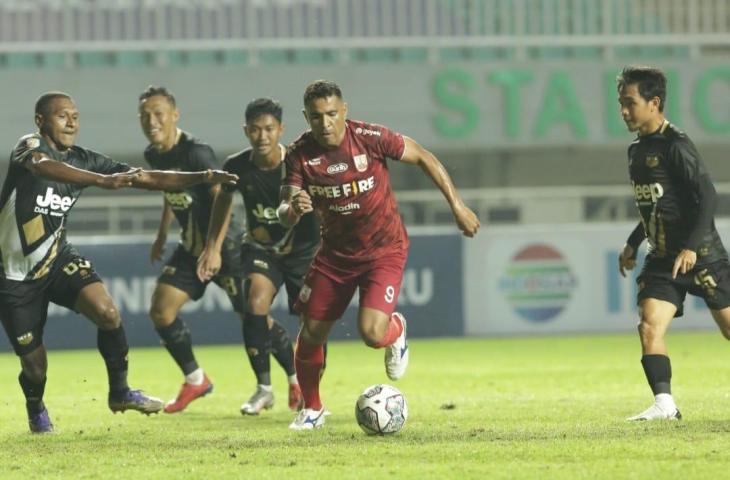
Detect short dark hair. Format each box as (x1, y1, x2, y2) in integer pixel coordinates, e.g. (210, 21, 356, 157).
(138, 85, 176, 107)
(616, 66, 667, 112)
(245, 98, 283, 124)
(35, 91, 72, 116)
(303, 80, 342, 105)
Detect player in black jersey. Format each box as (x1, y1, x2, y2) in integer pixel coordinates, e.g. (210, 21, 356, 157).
(197, 98, 320, 415)
(139, 85, 250, 413)
(0, 92, 237, 433)
(616, 66, 730, 421)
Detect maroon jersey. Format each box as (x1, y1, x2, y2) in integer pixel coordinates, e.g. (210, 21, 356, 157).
(284, 119, 408, 261)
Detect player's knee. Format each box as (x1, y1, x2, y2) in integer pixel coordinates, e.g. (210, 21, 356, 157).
(95, 301, 122, 330)
(300, 321, 327, 346)
(246, 294, 270, 315)
(149, 304, 174, 327)
(359, 324, 384, 348)
(637, 318, 661, 342)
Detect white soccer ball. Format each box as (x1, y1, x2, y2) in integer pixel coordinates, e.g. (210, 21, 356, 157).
(355, 384, 408, 435)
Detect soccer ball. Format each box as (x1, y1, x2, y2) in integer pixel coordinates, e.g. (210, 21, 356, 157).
(355, 384, 408, 435)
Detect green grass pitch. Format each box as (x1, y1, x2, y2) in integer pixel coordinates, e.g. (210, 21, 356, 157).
(2, 332, 730, 479)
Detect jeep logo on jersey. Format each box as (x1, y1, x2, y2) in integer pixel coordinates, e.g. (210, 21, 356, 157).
(632, 181, 664, 204)
(307, 176, 375, 199)
(252, 203, 279, 224)
(326, 163, 349, 175)
(164, 191, 193, 209)
(35, 187, 75, 213)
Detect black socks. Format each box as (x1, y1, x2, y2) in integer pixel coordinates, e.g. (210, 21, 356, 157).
(641, 354, 672, 395)
(243, 313, 271, 385)
(97, 326, 130, 395)
(156, 317, 199, 375)
(19, 372, 46, 415)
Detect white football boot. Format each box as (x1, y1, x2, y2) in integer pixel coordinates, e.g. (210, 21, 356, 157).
(627, 403, 682, 421)
(240, 386, 274, 415)
(289, 407, 328, 430)
(385, 312, 409, 380)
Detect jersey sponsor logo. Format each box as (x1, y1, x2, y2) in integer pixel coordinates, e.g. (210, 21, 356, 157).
(307, 176, 375, 199)
(355, 127, 381, 137)
(328, 202, 361, 214)
(645, 154, 661, 168)
(35, 187, 76, 216)
(353, 154, 368, 172)
(164, 191, 193, 209)
(252, 203, 279, 224)
(253, 259, 269, 270)
(632, 181, 664, 204)
(26, 137, 40, 149)
(326, 163, 349, 175)
(307, 157, 322, 166)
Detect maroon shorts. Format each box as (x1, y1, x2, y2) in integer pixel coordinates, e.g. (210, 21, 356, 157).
(294, 248, 408, 321)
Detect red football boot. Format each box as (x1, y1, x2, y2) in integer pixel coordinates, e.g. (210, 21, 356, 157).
(164, 375, 213, 413)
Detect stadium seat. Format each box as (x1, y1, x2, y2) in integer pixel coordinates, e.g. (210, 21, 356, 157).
(5, 53, 39, 69)
(77, 51, 113, 67)
(115, 51, 150, 67)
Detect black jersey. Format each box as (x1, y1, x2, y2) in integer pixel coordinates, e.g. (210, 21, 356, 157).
(0, 133, 130, 281)
(144, 131, 243, 256)
(628, 120, 726, 264)
(222, 146, 319, 256)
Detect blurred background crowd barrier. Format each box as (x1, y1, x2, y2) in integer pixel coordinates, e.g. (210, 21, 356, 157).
(0, 1, 728, 348)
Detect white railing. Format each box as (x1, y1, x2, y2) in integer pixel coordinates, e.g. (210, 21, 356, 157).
(63, 183, 730, 236)
(1, 0, 729, 58)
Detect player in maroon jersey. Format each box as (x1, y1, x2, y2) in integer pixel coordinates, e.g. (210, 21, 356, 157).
(277, 80, 479, 430)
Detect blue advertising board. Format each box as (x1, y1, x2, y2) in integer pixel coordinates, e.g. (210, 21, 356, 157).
(0, 232, 463, 352)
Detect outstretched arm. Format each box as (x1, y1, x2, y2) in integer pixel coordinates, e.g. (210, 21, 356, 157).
(197, 186, 233, 282)
(132, 169, 238, 191)
(276, 185, 312, 229)
(27, 152, 140, 189)
(399, 137, 480, 237)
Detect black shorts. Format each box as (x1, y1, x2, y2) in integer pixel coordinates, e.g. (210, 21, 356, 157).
(242, 245, 316, 314)
(637, 257, 730, 317)
(0, 244, 102, 355)
(158, 243, 244, 313)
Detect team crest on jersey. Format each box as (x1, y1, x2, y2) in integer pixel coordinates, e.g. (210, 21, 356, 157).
(299, 284, 311, 303)
(26, 137, 40, 149)
(645, 154, 661, 168)
(253, 259, 269, 270)
(353, 154, 368, 172)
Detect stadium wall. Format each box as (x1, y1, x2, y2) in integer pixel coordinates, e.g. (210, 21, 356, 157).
(2, 222, 727, 353)
(465, 221, 727, 335)
(0, 230, 462, 352)
(1, 60, 727, 159)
